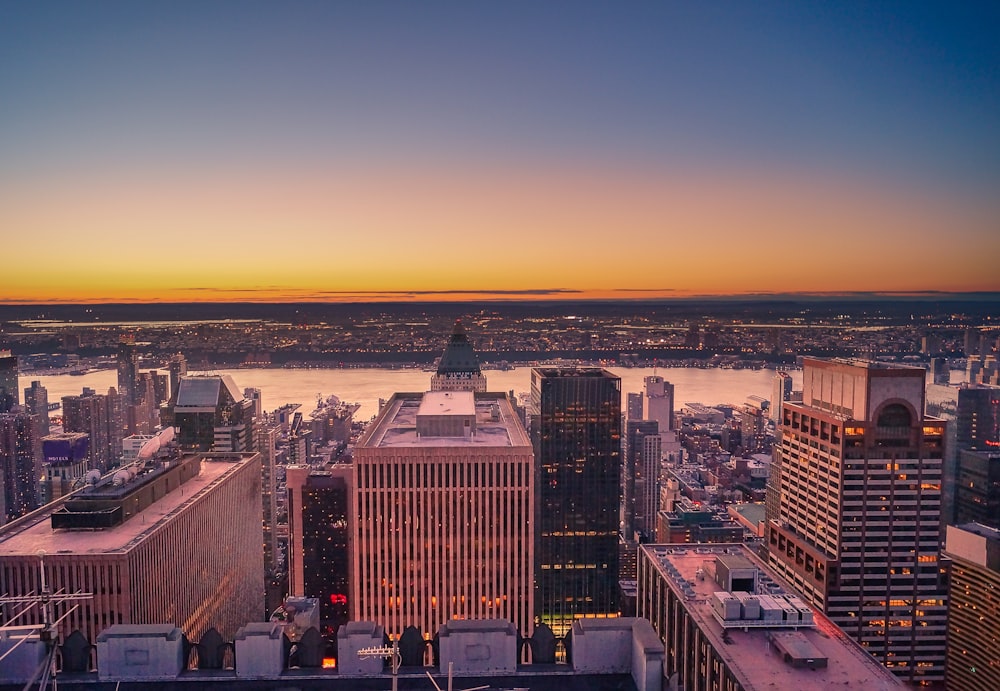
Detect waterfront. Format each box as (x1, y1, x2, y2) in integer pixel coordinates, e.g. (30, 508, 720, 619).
(21, 365, 800, 422)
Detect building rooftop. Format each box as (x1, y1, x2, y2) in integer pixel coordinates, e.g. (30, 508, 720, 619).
(640, 543, 904, 689)
(0, 454, 253, 556)
(174, 375, 243, 409)
(359, 392, 530, 449)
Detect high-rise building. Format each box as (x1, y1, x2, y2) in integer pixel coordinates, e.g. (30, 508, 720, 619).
(256, 422, 282, 615)
(0, 411, 40, 522)
(286, 464, 352, 638)
(116, 335, 139, 407)
(62, 387, 120, 471)
(644, 375, 673, 431)
(739, 395, 770, 454)
(0, 452, 264, 644)
(430, 321, 487, 392)
(171, 375, 255, 452)
(0, 350, 18, 413)
(956, 384, 1000, 451)
(531, 368, 621, 634)
(626, 392, 643, 421)
(353, 391, 534, 638)
(771, 371, 793, 424)
(943, 523, 1000, 691)
(23, 379, 51, 441)
(766, 358, 948, 684)
(623, 419, 661, 542)
(167, 353, 187, 399)
(244, 387, 263, 419)
(954, 450, 1000, 529)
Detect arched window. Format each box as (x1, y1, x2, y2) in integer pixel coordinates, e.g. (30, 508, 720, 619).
(876, 403, 911, 428)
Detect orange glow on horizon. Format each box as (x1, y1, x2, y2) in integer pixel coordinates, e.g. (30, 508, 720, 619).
(4, 163, 998, 303)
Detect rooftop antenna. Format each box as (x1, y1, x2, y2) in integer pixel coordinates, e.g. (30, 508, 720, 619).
(0, 552, 93, 690)
(357, 638, 401, 691)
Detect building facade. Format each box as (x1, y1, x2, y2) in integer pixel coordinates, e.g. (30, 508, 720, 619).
(62, 387, 122, 472)
(643, 375, 673, 431)
(766, 358, 949, 684)
(0, 412, 40, 523)
(0, 350, 18, 413)
(0, 452, 264, 644)
(531, 368, 621, 634)
(943, 523, 1000, 691)
(353, 391, 534, 639)
(623, 419, 661, 542)
(286, 464, 352, 637)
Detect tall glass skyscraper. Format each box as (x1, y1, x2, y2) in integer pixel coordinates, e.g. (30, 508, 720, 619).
(531, 368, 621, 635)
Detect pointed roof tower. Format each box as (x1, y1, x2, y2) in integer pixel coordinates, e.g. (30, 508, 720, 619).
(431, 321, 487, 392)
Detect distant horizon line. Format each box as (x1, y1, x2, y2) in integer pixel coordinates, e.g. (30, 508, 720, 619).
(2, 289, 1000, 307)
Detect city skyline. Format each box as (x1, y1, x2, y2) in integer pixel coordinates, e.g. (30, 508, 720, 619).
(2, 2, 999, 303)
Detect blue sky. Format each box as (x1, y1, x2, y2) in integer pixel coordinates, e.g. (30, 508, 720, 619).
(2, 1, 998, 301)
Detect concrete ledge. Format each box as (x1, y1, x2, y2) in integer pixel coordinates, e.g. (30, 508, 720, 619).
(0, 630, 48, 684)
(234, 622, 284, 678)
(571, 618, 662, 691)
(96, 624, 184, 681)
(438, 619, 517, 674)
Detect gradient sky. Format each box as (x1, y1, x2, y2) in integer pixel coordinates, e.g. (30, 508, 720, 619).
(2, 1, 998, 303)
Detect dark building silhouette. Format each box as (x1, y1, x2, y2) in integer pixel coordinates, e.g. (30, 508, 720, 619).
(286, 465, 351, 638)
(955, 449, 1000, 529)
(531, 367, 621, 635)
(0, 350, 18, 413)
(956, 384, 1000, 451)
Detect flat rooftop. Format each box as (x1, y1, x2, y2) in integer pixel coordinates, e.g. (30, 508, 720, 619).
(640, 544, 904, 689)
(359, 392, 530, 449)
(0, 455, 252, 556)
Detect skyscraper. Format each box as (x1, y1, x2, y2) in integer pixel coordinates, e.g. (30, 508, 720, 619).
(954, 450, 1000, 529)
(771, 370, 793, 424)
(23, 379, 50, 439)
(353, 391, 534, 638)
(626, 392, 643, 421)
(0, 452, 264, 643)
(62, 387, 120, 471)
(116, 334, 139, 406)
(644, 375, 673, 431)
(943, 523, 1000, 691)
(531, 368, 621, 634)
(286, 464, 352, 638)
(0, 350, 18, 413)
(0, 411, 40, 522)
(956, 384, 1000, 451)
(167, 352, 187, 399)
(766, 358, 948, 684)
(171, 375, 255, 452)
(623, 419, 661, 542)
(430, 321, 487, 392)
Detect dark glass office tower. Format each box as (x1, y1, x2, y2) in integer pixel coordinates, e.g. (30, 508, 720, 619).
(287, 467, 351, 639)
(531, 368, 621, 635)
(116, 336, 139, 407)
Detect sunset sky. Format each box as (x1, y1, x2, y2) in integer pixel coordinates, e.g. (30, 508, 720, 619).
(2, 2, 998, 303)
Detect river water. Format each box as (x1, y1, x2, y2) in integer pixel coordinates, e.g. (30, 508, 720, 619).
(21, 366, 800, 422)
